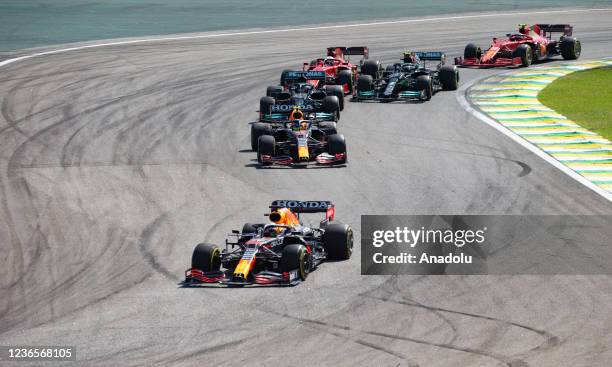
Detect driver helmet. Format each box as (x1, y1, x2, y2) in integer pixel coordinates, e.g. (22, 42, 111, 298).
(519, 24, 530, 35)
(291, 119, 307, 131)
(292, 83, 311, 94)
(324, 56, 335, 66)
(263, 225, 284, 237)
(289, 108, 304, 121)
(404, 52, 420, 64)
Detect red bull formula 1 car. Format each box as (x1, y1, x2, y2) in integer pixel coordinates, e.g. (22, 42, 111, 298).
(254, 110, 347, 167)
(455, 24, 581, 68)
(184, 200, 353, 286)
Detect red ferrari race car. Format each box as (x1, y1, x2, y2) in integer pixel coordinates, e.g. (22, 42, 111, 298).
(284, 46, 380, 94)
(455, 24, 581, 68)
(184, 200, 353, 287)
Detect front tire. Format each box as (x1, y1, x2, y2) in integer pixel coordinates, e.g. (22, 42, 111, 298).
(251, 122, 272, 151)
(356, 74, 374, 92)
(259, 96, 275, 118)
(280, 244, 309, 281)
(464, 43, 482, 59)
(323, 223, 353, 260)
(361, 60, 381, 78)
(192, 243, 221, 271)
(327, 134, 347, 164)
(514, 44, 532, 67)
(257, 135, 276, 165)
(416, 75, 433, 100)
(325, 85, 345, 111)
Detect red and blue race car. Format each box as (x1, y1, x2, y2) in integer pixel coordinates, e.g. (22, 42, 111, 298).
(455, 24, 581, 68)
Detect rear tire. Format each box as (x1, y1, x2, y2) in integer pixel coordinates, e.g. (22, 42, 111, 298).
(416, 75, 433, 100)
(439, 65, 459, 91)
(257, 135, 276, 165)
(259, 96, 275, 118)
(361, 60, 381, 78)
(335, 70, 354, 95)
(250, 122, 272, 151)
(266, 85, 282, 97)
(514, 44, 532, 67)
(192, 243, 221, 271)
(464, 43, 482, 59)
(323, 223, 353, 260)
(280, 244, 309, 280)
(323, 96, 340, 120)
(560, 37, 581, 60)
(327, 134, 347, 164)
(325, 85, 345, 111)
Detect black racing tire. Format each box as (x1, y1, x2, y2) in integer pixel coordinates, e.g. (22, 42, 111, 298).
(280, 244, 309, 280)
(514, 44, 532, 67)
(318, 121, 337, 135)
(560, 37, 581, 60)
(416, 75, 433, 100)
(257, 135, 276, 165)
(464, 43, 482, 59)
(439, 65, 459, 91)
(191, 243, 221, 271)
(361, 60, 381, 78)
(323, 95, 340, 115)
(323, 223, 353, 260)
(335, 69, 354, 95)
(325, 85, 345, 111)
(266, 85, 282, 97)
(356, 74, 374, 92)
(327, 133, 347, 163)
(259, 96, 275, 117)
(250, 122, 272, 151)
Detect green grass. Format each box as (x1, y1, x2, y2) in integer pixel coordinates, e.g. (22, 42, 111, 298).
(539, 66, 612, 140)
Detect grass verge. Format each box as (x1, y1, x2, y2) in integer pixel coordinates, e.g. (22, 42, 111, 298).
(539, 66, 612, 140)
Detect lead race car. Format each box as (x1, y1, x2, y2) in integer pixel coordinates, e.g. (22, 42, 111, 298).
(455, 23, 581, 68)
(184, 200, 353, 286)
(253, 108, 347, 167)
(354, 51, 459, 102)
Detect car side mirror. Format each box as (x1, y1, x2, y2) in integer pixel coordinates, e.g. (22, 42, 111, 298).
(232, 230, 240, 234)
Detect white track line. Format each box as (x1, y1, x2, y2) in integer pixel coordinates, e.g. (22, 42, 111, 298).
(457, 75, 612, 203)
(1, 7, 611, 69)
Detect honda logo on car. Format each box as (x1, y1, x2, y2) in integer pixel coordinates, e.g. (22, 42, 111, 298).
(272, 200, 330, 209)
(271, 104, 314, 112)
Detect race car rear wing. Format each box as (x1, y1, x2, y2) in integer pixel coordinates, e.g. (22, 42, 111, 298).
(412, 51, 447, 61)
(270, 200, 335, 221)
(326, 46, 369, 59)
(281, 70, 328, 83)
(535, 24, 573, 38)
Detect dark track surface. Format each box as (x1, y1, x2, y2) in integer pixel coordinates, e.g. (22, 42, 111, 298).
(1, 8, 612, 367)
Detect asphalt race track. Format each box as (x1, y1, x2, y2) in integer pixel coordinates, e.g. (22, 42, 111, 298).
(1, 8, 612, 367)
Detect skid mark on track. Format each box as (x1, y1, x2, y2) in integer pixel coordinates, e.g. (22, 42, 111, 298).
(276, 311, 520, 367)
